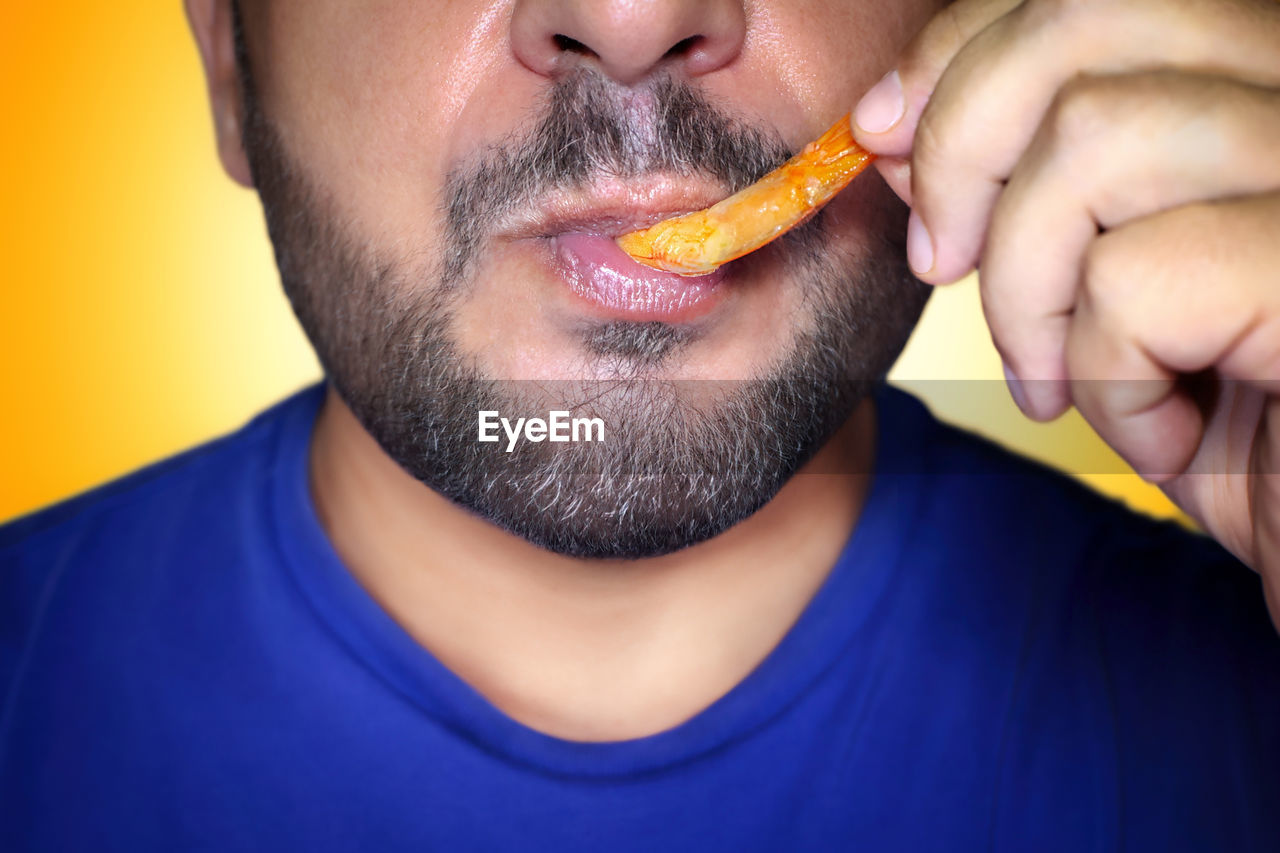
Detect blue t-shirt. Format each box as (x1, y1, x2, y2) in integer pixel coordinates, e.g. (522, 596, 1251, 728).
(2, 384, 1279, 852)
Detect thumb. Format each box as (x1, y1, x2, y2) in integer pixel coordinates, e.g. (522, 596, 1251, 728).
(851, 0, 1020, 158)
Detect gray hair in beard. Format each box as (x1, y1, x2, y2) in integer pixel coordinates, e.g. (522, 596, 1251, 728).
(232, 2, 929, 558)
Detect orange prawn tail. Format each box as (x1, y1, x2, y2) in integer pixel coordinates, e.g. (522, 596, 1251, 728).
(616, 114, 876, 275)
(788, 113, 876, 206)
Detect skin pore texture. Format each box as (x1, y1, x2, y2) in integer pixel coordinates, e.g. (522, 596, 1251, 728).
(188, 0, 938, 740)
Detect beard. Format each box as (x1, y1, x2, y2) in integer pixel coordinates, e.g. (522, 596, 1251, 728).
(233, 9, 929, 559)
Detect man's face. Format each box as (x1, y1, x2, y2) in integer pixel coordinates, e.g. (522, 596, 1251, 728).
(230, 0, 935, 557)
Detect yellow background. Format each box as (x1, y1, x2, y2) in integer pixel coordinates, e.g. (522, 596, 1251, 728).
(0, 2, 1183, 524)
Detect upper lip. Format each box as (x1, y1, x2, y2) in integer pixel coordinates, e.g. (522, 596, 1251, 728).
(496, 176, 731, 240)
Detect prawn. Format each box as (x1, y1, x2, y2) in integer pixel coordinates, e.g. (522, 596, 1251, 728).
(615, 114, 875, 276)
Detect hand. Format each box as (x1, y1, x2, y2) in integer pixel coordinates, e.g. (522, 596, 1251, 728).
(851, 0, 1280, 625)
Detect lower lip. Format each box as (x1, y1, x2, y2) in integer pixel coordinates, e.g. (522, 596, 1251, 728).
(550, 232, 728, 322)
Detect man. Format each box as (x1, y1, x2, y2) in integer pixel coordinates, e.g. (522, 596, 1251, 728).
(2, 0, 1279, 849)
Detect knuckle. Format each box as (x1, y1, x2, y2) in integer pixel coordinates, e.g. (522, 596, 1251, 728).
(1021, 0, 1158, 33)
(1044, 75, 1124, 149)
(1160, 201, 1230, 278)
(911, 106, 948, 175)
(910, 0, 1011, 73)
(909, 105, 963, 212)
(908, 3, 968, 69)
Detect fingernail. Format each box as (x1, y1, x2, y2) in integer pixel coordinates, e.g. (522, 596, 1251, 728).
(907, 210, 934, 276)
(854, 70, 904, 134)
(1003, 362, 1030, 414)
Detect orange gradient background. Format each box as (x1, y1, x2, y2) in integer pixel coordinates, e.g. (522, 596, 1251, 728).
(0, 2, 1184, 525)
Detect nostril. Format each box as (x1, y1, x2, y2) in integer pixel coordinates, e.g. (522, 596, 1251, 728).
(664, 36, 702, 58)
(552, 34, 597, 57)
(549, 33, 701, 63)
(512, 0, 745, 84)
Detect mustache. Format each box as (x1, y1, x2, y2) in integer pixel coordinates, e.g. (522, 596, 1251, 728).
(439, 69, 796, 285)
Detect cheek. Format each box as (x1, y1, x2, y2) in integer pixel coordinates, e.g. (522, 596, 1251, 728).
(255, 2, 529, 248)
(743, 0, 936, 124)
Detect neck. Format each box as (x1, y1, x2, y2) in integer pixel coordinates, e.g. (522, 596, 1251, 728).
(309, 387, 875, 742)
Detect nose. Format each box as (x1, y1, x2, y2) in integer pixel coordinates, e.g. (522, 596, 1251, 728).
(511, 0, 746, 86)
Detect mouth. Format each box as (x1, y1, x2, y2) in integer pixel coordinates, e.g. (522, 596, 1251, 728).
(499, 178, 737, 323)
